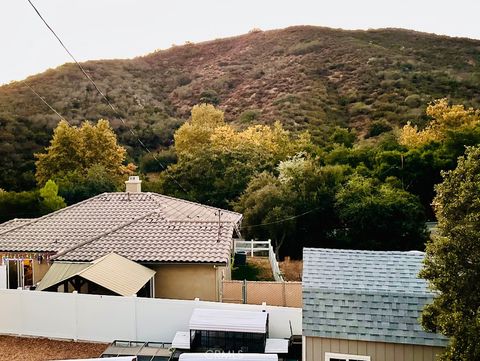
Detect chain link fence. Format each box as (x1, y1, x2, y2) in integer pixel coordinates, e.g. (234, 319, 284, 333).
(222, 280, 302, 307)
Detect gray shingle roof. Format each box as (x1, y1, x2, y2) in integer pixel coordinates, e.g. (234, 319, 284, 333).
(0, 192, 242, 263)
(302, 248, 448, 347)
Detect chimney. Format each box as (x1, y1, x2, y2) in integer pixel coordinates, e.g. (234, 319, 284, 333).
(125, 176, 142, 193)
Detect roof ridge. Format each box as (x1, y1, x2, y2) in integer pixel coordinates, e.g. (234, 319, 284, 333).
(146, 192, 242, 220)
(0, 192, 110, 236)
(51, 208, 162, 260)
(303, 247, 425, 256)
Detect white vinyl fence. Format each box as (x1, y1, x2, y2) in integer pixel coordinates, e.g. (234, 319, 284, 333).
(234, 240, 284, 281)
(0, 289, 301, 343)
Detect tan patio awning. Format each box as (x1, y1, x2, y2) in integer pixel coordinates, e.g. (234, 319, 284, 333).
(37, 253, 155, 296)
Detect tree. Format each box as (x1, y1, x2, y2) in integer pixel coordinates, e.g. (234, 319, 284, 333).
(335, 175, 428, 250)
(235, 155, 349, 258)
(420, 146, 480, 360)
(35, 119, 135, 187)
(399, 99, 480, 148)
(161, 104, 312, 208)
(39, 180, 66, 212)
(174, 104, 225, 158)
(56, 165, 120, 204)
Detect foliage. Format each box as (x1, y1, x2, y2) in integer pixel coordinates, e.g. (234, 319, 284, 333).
(160, 105, 310, 208)
(139, 149, 178, 173)
(2, 27, 480, 190)
(334, 175, 427, 250)
(0, 180, 66, 222)
(39, 180, 66, 212)
(35, 119, 135, 190)
(420, 146, 480, 360)
(399, 99, 480, 148)
(56, 165, 120, 204)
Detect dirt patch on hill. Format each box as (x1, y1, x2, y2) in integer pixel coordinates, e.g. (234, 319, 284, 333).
(0, 335, 107, 361)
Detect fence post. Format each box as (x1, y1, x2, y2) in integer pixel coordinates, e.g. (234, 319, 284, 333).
(242, 279, 247, 304)
(250, 239, 254, 257)
(282, 281, 287, 307)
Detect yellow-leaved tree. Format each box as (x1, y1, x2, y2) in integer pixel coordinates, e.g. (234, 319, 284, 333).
(399, 99, 480, 148)
(163, 104, 312, 207)
(35, 119, 135, 187)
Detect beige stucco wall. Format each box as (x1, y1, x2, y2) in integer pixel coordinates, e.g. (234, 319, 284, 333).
(149, 263, 228, 301)
(305, 336, 444, 361)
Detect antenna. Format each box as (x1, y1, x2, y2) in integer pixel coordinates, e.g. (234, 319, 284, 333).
(216, 211, 223, 242)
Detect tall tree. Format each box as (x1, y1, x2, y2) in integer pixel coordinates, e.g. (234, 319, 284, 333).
(420, 146, 480, 360)
(35, 119, 135, 192)
(335, 175, 428, 250)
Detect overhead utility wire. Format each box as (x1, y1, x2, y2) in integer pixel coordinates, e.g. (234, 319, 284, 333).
(240, 207, 322, 229)
(26, 0, 189, 195)
(26, 0, 320, 232)
(24, 81, 69, 124)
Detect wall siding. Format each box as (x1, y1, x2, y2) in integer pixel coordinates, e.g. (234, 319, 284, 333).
(306, 336, 444, 361)
(149, 263, 226, 301)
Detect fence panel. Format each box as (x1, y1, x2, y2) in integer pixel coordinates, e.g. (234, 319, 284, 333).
(0, 289, 302, 342)
(221, 280, 243, 303)
(222, 281, 302, 307)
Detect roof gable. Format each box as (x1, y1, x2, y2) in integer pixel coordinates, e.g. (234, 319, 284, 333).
(0, 192, 242, 263)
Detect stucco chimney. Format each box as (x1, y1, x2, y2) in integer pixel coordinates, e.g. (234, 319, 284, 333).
(125, 176, 142, 193)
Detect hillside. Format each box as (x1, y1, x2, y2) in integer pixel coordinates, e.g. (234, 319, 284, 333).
(1, 25, 480, 190)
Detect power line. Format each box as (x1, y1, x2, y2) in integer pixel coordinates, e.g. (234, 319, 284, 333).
(241, 207, 322, 229)
(26, 0, 308, 236)
(24, 81, 69, 124)
(26, 0, 189, 195)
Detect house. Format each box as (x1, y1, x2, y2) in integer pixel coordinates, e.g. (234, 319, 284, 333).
(0, 176, 242, 301)
(302, 248, 448, 361)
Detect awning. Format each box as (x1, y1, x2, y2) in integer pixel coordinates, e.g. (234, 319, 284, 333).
(189, 308, 268, 334)
(179, 354, 277, 361)
(265, 338, 289, 354)
(36, 262, 90, 291)
(37, 253, 155, 296)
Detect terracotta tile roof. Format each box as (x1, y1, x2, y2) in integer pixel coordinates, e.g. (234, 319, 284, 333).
(0, 218, 33, 233)
(0, 192, 242, 264)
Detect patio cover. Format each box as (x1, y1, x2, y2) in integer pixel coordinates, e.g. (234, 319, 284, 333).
(189, 308, 268, 334)
(37, 252, 155, 296)
(179, 354, 278, 361)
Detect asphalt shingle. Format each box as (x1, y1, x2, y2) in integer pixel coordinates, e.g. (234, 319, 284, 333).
(302, 248, 448, 347)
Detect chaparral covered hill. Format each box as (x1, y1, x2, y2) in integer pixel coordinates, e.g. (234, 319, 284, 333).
(1, 25, 480, 190)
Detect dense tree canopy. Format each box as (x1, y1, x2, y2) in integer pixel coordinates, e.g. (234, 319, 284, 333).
(35, 119, 135, 203)
(36, 119, 134, 185)
(0, 180, 66, 222)
(420, 146, 480, 360)
(157, 104, 311, 207)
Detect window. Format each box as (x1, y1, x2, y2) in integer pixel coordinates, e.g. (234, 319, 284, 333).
(4, 258, 34, 289)
(325, 352, 371, 361)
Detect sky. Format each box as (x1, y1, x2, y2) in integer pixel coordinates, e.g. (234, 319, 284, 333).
(1, 0, 480, 85)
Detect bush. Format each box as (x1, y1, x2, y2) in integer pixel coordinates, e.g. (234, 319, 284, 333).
(405, 94, 422, 108)
(139, 149, 178, 173)
(367, 120, 393, 137)
(199, 89, 220, 105)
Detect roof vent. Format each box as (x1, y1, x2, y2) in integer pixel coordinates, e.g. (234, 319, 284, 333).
(125, 176, 142, 193)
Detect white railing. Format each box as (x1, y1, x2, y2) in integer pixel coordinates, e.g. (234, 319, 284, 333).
(234, 239, 270, 256)
(234, 240, 284, 282)
(0, 289, 301, 343)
